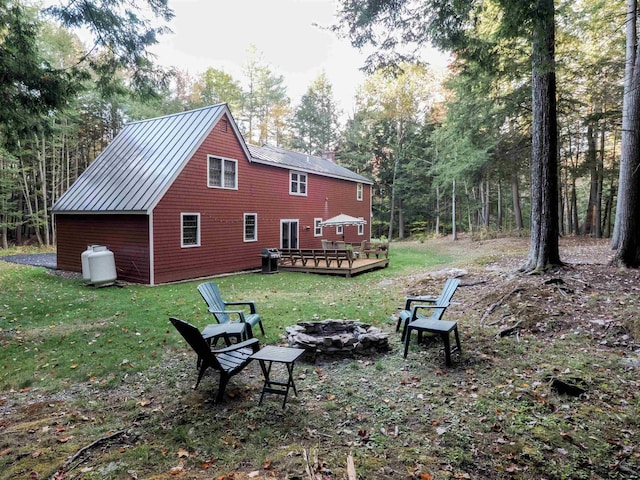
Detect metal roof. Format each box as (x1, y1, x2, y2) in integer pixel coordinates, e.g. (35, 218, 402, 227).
(248, 144, 372, 185)
(53, 104, 371, 214)
(53, 104, 231, 213)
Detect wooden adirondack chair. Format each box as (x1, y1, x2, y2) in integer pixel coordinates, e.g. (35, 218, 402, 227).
(197, 282, 265, 337)
(169, 317, 260, 403)
(396, 278, 460, 341)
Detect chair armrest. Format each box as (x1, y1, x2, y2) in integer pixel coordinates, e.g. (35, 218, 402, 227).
(225, 301, 257, 314)
(214, 337, 260, 354)
(404, 296, 437, 310)
(410, 302, 450, 320)
(207, 308, 247, 322)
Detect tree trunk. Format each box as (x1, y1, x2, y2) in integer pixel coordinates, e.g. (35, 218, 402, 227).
(582, 123, 598, 236)
(435, 184, 440, 236)
(387, 156, 399, 241)
(511, 173, 523, 230)
(452, 179, 457, 240)
(497, 180, 503, 230)
(612, 0, 640, 266)
(524, 0, 561, 272)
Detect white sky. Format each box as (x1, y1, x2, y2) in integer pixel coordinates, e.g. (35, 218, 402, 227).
(149, 0, 449, 119)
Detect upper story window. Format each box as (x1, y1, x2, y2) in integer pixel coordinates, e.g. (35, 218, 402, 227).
(290, 171, 307, 196)
(314, 218, 323, 237)
(357, 183, 363, 201)
(208, 155, 237, 189)
(181, 213, 200, 247)
(244, 213, 257, 242)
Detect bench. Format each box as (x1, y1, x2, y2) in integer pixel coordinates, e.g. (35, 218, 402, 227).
(279, 248, 355, 268)
(359, 241, 389, 259)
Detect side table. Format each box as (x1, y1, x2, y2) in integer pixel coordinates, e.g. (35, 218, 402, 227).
(201, 322, 248, 347)
(250, 345, 305, 408)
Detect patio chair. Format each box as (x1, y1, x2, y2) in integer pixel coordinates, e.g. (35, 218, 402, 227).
(169, 317, 260, 403)
(396, 278, 460, 341)
(197, 282, 265, 337)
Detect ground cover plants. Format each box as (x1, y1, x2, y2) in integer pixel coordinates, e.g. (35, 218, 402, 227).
(1, 237, 639, 479)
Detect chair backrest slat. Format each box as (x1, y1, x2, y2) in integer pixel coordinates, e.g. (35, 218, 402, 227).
(437, 278, 460, 306)
(197, 282, 231, 323)
(169, 317, 222, 370)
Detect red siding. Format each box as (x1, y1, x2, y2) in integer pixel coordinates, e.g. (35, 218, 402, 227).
(56, 113, 371, 285)
(55, 214, 150, 284)
(152, 114, 371, 284)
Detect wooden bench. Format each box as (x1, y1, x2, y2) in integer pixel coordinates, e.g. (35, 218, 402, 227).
(279, 248, 355, 268)
(359, 241, 389, 259)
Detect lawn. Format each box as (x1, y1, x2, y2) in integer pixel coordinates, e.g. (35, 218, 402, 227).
(1, 237, 639, 479)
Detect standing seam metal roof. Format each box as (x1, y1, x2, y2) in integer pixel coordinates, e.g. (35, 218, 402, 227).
(52, 104, 227, 213)
(52, 104, 372, 214)
(248, 144, 371, 184)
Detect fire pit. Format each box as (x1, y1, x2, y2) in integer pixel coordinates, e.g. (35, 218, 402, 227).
(285, 319, 390, 357)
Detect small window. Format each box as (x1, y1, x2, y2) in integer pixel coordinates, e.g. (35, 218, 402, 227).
(244, 213, 257, 242)
(314, 218, 323, 237)
(336, 225, 343, 236)
(208, 155, 237, 189)
(181, 213, 200, 247)
(358, 222, 364, 236)
(290, 171, 307, 196)
(357, 183, 363, 201)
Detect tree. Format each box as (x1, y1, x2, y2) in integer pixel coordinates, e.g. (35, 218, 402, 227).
(240, 45, 290, 145)
(0, 1, 77, 141)
(334, 0, 562, 270)
(611, 0, 640, 266)
(43, 0, 174, 97)
(192, 68, 243, 111)
(291, 72, 340, 155)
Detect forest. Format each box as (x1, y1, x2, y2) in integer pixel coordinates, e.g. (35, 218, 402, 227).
(1, 0, 638, 266)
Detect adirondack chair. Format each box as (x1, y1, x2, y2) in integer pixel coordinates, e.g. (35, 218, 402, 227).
(396, 278, 460, 341)
(169, 317, 260, 403)
(197, 282, 265, 337)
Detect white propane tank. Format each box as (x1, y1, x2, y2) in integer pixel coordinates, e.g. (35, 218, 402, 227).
(88, 246, 117, 286)
(81, 245, 97, 281)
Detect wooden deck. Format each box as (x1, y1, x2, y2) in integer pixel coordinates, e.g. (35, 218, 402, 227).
(278, 256, 389, 277)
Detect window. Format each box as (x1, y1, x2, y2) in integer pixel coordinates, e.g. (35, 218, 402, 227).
(358, 222, 365, 236)
(357, 183, 363, 201)
(208, 155, 237, 189)
(181, 213, 200, 247)
(336, 225, 343, 236)
(290, 171, 307, 196)
(314, 218, 323, 237)
(244, 213, 257, 242)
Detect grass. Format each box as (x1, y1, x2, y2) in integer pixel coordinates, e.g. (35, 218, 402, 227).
(1, 238, 639, 479)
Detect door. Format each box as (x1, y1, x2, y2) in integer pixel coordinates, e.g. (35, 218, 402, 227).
(281, 220, 299, 249)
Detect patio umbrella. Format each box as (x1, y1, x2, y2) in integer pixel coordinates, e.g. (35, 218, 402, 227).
(319, 214, 367, 240)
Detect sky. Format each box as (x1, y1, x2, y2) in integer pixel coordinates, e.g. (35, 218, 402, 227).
(149, 0, 449, 118)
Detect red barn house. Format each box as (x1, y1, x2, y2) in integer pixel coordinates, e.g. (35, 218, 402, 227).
(52, 104, 372, 284)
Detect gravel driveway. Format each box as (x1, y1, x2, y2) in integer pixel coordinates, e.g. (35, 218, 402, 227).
(2, 253, 57, 269)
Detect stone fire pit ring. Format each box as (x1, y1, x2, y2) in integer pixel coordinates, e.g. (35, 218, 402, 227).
(285, 319, 390, 358)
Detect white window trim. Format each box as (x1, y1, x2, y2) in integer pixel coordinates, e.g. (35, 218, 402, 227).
(314, 217, 323, 237)
(244, 213, 258, 242)
(358, 222, 364, 235)
(208, 155, 238, 190)
(357, 183, 363, 201)
(181, 213, 200, 248)
(289, 170, 308, 196)
(336, 225, 344, 235)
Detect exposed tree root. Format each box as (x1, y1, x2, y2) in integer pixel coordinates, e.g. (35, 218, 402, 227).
(52, 430, 126, 479)
(480, 287, 525, 325)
